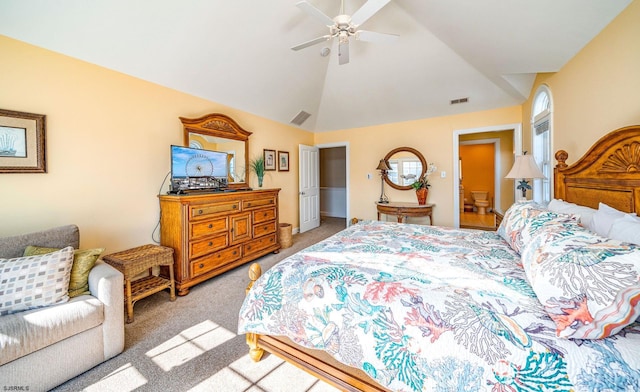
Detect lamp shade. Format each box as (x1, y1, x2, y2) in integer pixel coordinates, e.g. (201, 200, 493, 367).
(376, 159, 391, 171)
(505, 155, 545, 179)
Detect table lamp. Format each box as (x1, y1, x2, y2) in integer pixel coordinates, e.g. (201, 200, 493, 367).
(505, 153, 545, 200)
(376, 159, 391, 203)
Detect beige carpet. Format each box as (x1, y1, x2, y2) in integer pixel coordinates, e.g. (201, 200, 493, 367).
(52, 217, 346, 392)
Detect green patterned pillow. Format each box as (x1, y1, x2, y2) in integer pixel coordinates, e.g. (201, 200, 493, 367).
(24, 246, 104, 298)
(0, 246, 75, 316)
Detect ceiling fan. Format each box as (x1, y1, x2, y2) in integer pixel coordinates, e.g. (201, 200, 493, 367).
(291, 0, 398, 65)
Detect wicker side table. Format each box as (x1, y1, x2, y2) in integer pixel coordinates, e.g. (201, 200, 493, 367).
(103, 244, 176, 323)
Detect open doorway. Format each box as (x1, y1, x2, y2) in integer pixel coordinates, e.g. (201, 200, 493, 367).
(317, 142, 349, 230)
(452, 124, 522, 228)
(459, 139, 498, 230)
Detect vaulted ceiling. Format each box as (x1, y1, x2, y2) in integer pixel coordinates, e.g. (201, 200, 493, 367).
(0, 0, 631, 132)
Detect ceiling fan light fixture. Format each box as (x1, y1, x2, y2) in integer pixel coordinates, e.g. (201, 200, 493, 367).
(292, 0, 396, 65)
(320, 47, 331, 57)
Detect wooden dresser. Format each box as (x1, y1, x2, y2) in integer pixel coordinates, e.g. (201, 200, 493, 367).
(159, 189, 280, 295)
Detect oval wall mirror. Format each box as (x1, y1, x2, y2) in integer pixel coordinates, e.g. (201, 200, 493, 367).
(180, 113, 252, 190)
(383, 147, 427, 190)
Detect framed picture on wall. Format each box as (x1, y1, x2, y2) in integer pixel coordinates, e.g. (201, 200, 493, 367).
(278, 151, 289, 171)
(264, 149, 276, 171)
(0, 109, 46, 173)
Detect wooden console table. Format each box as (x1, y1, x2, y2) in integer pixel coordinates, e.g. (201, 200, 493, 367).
(376, 202, 435, 225)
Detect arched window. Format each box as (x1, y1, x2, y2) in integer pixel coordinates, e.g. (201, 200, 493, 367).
(531, 85, 553, 204)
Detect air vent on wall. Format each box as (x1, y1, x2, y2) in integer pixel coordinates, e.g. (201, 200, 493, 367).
(290, 110, 311, 126)
(450, 97, 469, 105)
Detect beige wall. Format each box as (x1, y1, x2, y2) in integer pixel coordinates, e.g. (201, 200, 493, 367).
(522, 1, 640, 164)
(2, 0, 637, 247)
(314, 106, 522, 226)
(0, 35, 313, 252)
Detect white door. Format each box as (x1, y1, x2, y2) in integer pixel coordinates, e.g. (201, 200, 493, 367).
(299, 144, 320, 233)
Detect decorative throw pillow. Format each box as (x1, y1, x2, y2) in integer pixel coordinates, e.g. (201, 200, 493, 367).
(23, 246, 104, 298)
(520, 223, 640, 339)
(497, 201, 576, 254)
(497, 201, 541, 250)
(0, 246, 75, 316)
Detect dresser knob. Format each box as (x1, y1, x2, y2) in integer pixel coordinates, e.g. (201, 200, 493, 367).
(233, 250, 237, 255)
(233, 205, 237, 209)
(208, 224, 213, 229)
(263, 212, 267, 217)
(198, 209, 203, 215)
(199, 263, 204, 268)
(247, 203, 252, 207)
(217, 254, 221, 258)
(208, 241, 213, 246)
(247, 246, 251, 250)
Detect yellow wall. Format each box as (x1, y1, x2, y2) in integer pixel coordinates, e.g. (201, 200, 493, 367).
(314, 106, 522, 226)
(522, 1, 640, 163)
(2, 0, 637, 247)
(0, 35, 313, 252)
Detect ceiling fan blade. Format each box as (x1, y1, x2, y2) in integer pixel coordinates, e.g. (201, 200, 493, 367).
(291, 35, 332, 51)
(296, 1, 335, 27)
(356, 30, 399, 44)
(350, 0, 391, 27)
(338, 37, 350, 65)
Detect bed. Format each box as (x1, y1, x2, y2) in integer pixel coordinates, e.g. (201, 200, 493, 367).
(238, 125, 640, 391)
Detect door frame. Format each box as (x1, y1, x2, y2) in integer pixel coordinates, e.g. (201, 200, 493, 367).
(316, 141, 350, 225)
(452, 123, 522, 228)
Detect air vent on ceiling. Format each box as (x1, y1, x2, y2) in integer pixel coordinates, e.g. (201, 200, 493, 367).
(290, 110, 312, 126)
(450, 97, 469, 105)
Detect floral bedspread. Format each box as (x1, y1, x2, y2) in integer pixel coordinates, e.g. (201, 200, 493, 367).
(238, 221, 640, 391)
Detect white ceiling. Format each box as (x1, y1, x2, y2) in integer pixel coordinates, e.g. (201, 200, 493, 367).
(0, 0, 631, 132)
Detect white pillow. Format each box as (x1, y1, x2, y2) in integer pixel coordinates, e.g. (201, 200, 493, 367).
(547, 199, 597, 228)
(608, 214, 640, 245)
(588, 202, 637, 237)
(0, 246, 74, 316)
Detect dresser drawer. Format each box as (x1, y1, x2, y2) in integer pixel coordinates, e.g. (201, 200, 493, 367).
(189, 233, 228, 259)
(190, 246, 241, 278)
(253, 221, 277, 238)
(242, 197, 276, 210)
(191, 201, 240, 219)
(243, 234, 277, 257)
(190, 217, 228, 240)
(252, 207, 276, 224)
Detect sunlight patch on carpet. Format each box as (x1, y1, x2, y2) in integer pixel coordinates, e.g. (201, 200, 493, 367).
(187, 367, 252, 392)
(146, 319, 235, 371)
(84, 363, 146, 392)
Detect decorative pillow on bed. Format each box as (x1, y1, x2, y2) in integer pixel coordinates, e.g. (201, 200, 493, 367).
(23, 246, 104, 298)
(0, 246, 75, 316)
(497, 201, 577, 254)
(520, 223, 640, 339)
(547, 199, 597, 228)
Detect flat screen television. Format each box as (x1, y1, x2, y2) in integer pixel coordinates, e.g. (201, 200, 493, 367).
(170, 145, 229, 193)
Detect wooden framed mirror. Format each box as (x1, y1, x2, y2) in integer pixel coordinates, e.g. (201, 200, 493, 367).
(383, 147, 427, 190)
(180, 113, 251, 190)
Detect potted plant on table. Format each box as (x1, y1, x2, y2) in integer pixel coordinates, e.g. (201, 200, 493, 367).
(411, 163, 437, 205)
(250, 156, 265, 187)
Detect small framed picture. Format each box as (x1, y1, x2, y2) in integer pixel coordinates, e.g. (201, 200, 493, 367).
(264, 149, 276, 171)
(0, 109, 46, 173)
(278, 151, 289, 172)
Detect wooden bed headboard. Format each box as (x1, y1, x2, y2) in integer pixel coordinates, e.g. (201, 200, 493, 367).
(554, 125, 640, 214)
